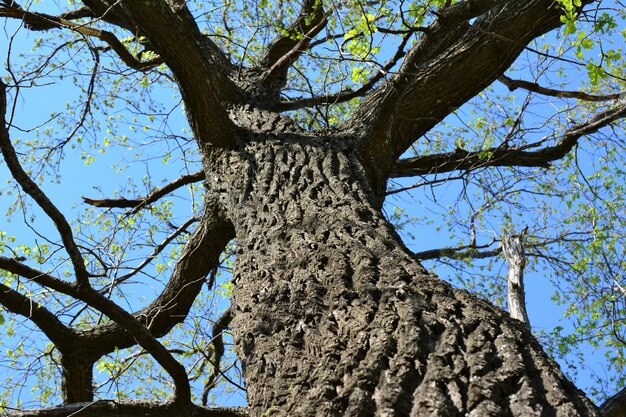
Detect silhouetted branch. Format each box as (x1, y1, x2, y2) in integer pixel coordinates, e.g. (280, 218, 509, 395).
(275, 33, 411, 112)
(0, 256, 76, 294)
(499, 75, 625, 102)
(1, 81, 89, 285)
(414, 243, 500, 261)
(203, 309, 233, 405)
(390, 100, 626, 178)
(0, 281, 77, 350)
(260, 0, 327, 84)
(82, 170, 205, 214)
(114, 217, 199, 284)
(0, 3, 162, 71)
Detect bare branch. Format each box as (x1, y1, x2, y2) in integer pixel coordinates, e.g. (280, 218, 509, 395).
(274, 34, 411, 112)
(113, 216, 199, 284)
(0, 82, 90, 285)
(0, 4, 162, 71)
(0, 281, 77, 350)
(82, 170, 205, 214)
(390, 100, 626, 178)
(202, 309, 233, 405)
(414, 243, 501, 261)
(501, 230, 531, 329)
(499, 75, 625, 102)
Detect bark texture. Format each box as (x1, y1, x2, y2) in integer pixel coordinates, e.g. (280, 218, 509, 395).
(206, 131, 598, 416)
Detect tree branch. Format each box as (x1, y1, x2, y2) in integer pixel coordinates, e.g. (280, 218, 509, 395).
(0, 3, 162, 71)
(0, 205, 234, 402)
(501, 230, 531, 329)
(499, 75, 625, 102)
(73, 285, 193, 405)
(274, 33, 411, 112)
(259, 0, 327, 85)
(104, 1, 241, 149)
(2, 1, 138, 33)
(0, 82, 90, 285)
(0, 281, 78, 351)
(75, 206, 234, 360)
(82, 170, 205, 215)
(0, 256, 77, 294)
(2, 79, 195, 398)
(202, 309, 233, 405)
(390, 99, 626, 177)
(0, 257, 192, 403)
(351, 0, 596, 179)
(111, 216, 199, 285)
(414, 242, 501, 261)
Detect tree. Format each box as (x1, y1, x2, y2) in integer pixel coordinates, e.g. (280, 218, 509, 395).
(0, 0, 625, 416)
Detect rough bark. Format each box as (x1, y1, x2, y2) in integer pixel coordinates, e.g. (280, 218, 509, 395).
(601, 386, 626, 417)
(205, 132, 598, 416)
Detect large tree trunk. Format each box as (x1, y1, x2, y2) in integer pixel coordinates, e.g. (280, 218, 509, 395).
(207, 132, 598, 416)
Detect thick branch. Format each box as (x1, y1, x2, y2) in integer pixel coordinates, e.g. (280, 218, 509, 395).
(74, 285, 192, 405)
(105, 1, 240, 149)
(0, 281, 78, 350)
(0, 82, 89, 285)
(75, 206, 234, 359)
(259, 0, 326, 84)
(414, 243, 500, 261)
(1, 82, 194, 397)
(499, 75, 625, 102)
(0, 256, 76, 294)
(390, 100, 626, 177)
(352, 0, 595, 176)
(82, 170, 205, 214)
(0, 4, 161, 71)
(0, 208, 234, 398)
(2, 1, 137, 33)
(74, 2, 139, 34)
(0, 259, 192, 403)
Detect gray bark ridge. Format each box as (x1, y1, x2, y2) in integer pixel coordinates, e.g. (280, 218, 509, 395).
(206, 134, 598, 417)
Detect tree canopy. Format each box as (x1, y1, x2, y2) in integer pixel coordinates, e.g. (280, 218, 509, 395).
(0, 0, 625, 416)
